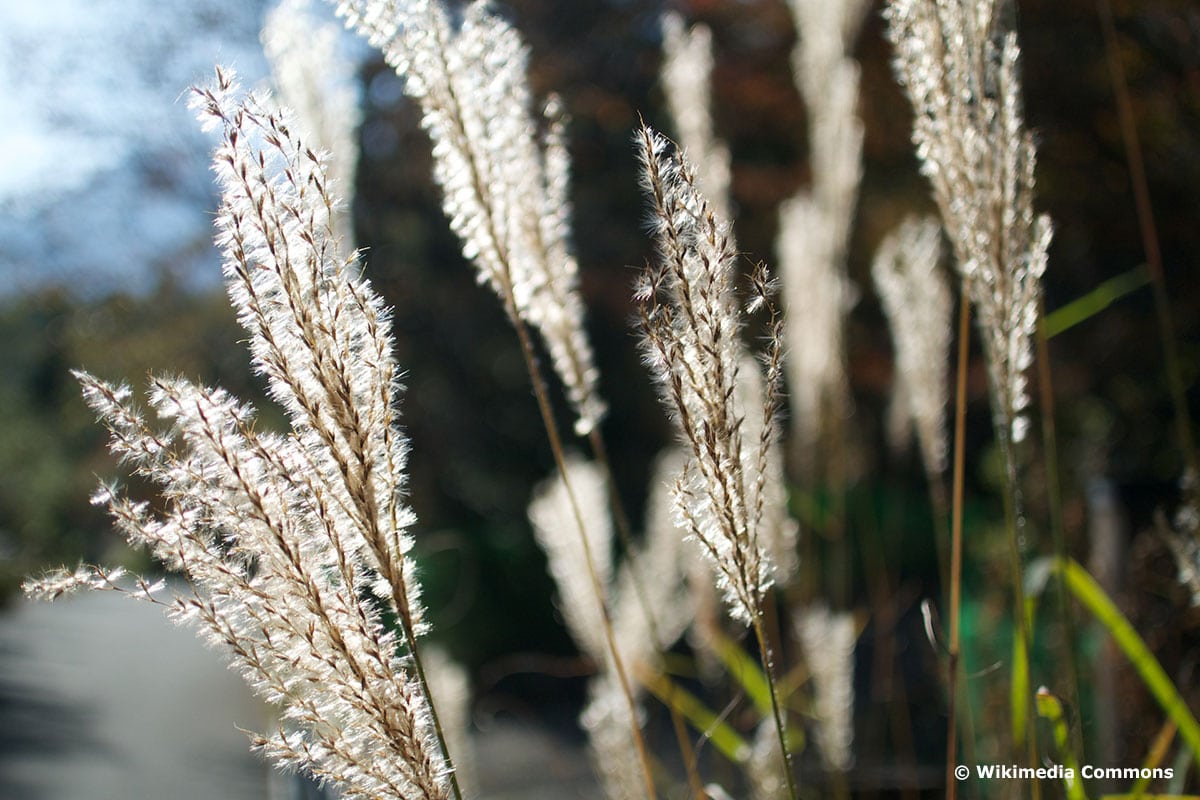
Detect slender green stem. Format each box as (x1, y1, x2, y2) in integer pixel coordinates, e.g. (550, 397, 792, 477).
(752, 608, 799, 800)
(405, 635, 466, 800)
(945, 294, 970, 800)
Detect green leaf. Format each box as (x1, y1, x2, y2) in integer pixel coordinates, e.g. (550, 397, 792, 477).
(1052, 558, 1200, 771)
(1044, 265, 1150, 338)
(711, 628, 773, 717)
(638, 668, 751, 764)
(1036, 687, 1088, 800)
(709, 629, 805, 752)
(1012, 605, 1031, 746)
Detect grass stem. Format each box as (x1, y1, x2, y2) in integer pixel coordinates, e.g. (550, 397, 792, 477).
(945, 292, 970, 800)
(752, 609, 799, 800)
(1096, 0, 1197, 476)
(508, 290, 658, 800)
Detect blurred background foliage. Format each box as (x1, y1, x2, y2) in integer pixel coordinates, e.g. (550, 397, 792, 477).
(2, 0, 1198, 778)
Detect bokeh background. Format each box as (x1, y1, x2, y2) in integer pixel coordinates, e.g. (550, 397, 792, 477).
(2, 0, 1198, 796)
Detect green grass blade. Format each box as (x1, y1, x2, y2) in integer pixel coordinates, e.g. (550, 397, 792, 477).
(1044, 265, 1150, 338)
(711, 628, 774, 717)
(1012, 600, 1032, 745)
(709, 629, 805, 752)
(1036, 687, 1088, 800)
(1055, 558, 1200, 770)
(639, 668, 751, 764)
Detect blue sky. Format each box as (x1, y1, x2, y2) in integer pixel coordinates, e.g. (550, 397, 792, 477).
(0, 0, 352, 296)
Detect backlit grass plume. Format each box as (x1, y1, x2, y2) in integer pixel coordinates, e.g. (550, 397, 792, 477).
(530, 454, 693, 800)
(635, 125, 784, 629)
(872, 215, 951, 476)
(262, 0, 361, 248)
(25, 69, 459, 800)
(885, 0, 1053, 768)
(885, 0, 1052, 446)
(331, 0, 605, 438)
(635, 124, 796, 799)
(660, 12, 733, 224)
(778, 0, 869, 474)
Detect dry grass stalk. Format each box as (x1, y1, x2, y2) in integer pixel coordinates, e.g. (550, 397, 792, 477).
(884, 0, 1051, 448)
(27, 69, 454, 800)
(634, 124, 795, 799)
(331, 0, 605, 438)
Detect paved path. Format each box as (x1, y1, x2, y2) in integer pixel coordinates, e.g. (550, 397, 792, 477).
(0, 588, 601, 799)
(0, 589, 268, 800)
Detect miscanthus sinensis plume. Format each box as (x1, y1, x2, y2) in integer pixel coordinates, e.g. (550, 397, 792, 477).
(634, 125, 786, 630)
(635, 130, 797, 795)
(783, 0, 869, 240)
(872, 215, 951, 476)
(26, 69, 456, 800)
(659, 16, 798, 584)
(660, 12, 733, 225)
(329, 0, 605, 438)
(777, 0, 869, 472)
(885, 0, 1052, 446)
(795, 605, 857, 772)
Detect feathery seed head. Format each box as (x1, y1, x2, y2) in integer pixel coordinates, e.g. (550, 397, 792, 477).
(885, 0, 1051, 445)
(796, 605, 857, 771)
(872, 216, 952, 475)
(33, 68, 453, 800)
(635, 125, 789, 626)
(660, 13, 733, 223)
(528, 455, 614, 662)
(331, 0, 607, 437)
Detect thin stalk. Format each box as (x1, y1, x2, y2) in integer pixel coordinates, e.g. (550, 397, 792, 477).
(405, 636, 466, 800)
(945, 293, 970, 800)
(1036, 296, 1084, 757)
(996, 422, 1041, 799)
(588, 428, 708, 799)
(507, 291, 658, 800)
(1096, 0, 1197, 476)
(751, 609, 799, 800)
